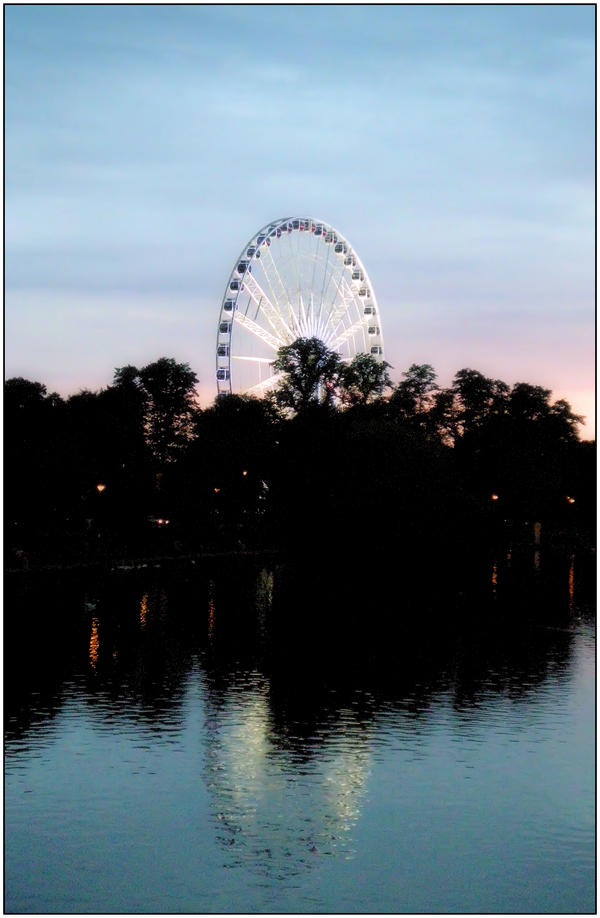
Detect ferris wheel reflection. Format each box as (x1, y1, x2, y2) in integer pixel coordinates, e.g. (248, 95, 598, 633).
(202, 675, 371, 878)
(202, 567, 371, 875)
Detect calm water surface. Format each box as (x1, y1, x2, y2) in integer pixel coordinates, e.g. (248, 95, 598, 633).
(5, 553, 595, 913)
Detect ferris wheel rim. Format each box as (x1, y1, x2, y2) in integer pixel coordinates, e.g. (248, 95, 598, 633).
(216, 217, 384, 396)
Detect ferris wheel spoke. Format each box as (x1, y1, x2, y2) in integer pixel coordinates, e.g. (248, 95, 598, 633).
(233, 310, 282, 351)
(328, 304, 357, 336)
(296, 292, 333, 343)
(303, 243, 339, 326)
(330, 317, 368, 349)
(246, 373, 283, 396)
(243, 272, 294, 341)
(311, 249, 351, 325)
(327, 290, 359, 332)
(261, 246, 301, 337)
(322, 272, 356, 326)
(316, 240, 334, 323)
(284, 229, 303, 319)
(256, 250, 289, 331)
(298, 292, 308, 327)
(309, 233, 321, 318)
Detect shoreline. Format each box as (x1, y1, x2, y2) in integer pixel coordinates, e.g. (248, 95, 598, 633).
(5, 547, 283, 577)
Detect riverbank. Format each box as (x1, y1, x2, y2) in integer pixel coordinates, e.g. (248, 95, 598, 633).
(5, 547, 283, 576)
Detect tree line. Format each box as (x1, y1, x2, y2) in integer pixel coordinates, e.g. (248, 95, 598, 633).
(5, 341, 594, 569)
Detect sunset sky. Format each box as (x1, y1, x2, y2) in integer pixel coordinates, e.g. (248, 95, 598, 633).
(5, 4, 595, 435)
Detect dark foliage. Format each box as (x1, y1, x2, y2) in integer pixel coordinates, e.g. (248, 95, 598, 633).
(4, 349, 593, 570)
(271, 337, 344, 411)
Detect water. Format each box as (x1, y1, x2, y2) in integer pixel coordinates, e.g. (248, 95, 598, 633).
(5, 553, 595, 913)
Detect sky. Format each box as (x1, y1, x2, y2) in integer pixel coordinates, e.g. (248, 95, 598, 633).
(5, 4, 596, 435)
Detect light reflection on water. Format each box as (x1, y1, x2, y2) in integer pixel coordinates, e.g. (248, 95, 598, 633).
(4, 553, 596, 914)
(204, 681, 371, 879)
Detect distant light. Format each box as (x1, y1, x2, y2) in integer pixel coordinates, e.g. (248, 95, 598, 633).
(242, 470, 248, 477)
(490, 493, 499, 501)
(96, 483, 106, 493)
(566, 496, 576, 504)
(214, 487, 220, 493)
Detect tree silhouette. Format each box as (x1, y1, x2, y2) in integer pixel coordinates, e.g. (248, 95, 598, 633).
(172, 394, 280, 547)
(340, 352, 393, 406)
(4, 350, 592, 570)
(5, 379, 66, 551)
(391, 364, 438, 415)
(508, 383, 583, 443)
(112, 358, 199, 465)
(5, 377, 50, 410)
(451, 368, 509, 439)
(389, 363, 441, 438)
(110, 365, 150, 467)
(271, 337, 343, 412)
(139, 358, 199, 464)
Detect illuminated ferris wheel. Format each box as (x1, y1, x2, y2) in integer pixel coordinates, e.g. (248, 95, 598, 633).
(216, 217, 384, 396)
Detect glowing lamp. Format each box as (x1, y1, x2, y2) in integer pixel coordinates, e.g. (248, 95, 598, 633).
(96, 483, 107, 493)
(490, 493, 499, 501)
(566, 496, 575, 504)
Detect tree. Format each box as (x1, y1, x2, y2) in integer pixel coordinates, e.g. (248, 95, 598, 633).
(508, 383, 553, 423)
(271, 337, 343, 413)
(176, 394, 280, 547)
(507, 384, 583, 442)
(111, 364, 151, 464)
(5, 378, 67, 541)
(451, 368, 509, 438)
(390, 363, 438, 417)
(428, 387, 460, 445)
(5, 377, 49, 410)
(548, 398, 585, 443)
(340, 352, 393, 406)
(113, 358, 199, 464)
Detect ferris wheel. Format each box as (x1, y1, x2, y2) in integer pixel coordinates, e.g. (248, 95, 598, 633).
(216, 217, 384, 396)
